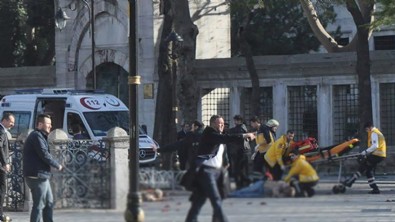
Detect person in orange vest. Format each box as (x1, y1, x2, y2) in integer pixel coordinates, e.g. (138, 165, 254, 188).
(284, 148, 319, 197)
(343, 121, 386, 194)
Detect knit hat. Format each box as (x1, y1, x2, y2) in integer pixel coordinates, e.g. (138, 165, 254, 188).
(266, 119, 279, 127)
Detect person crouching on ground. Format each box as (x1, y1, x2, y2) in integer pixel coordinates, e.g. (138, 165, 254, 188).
(284, 149, 319, 197)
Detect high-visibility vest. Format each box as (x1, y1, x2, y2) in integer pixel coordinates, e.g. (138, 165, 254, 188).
(256, 131, 274, 153)
(368, 128, 386, 158)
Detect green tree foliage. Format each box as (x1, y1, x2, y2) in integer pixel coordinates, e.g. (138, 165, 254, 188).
(372, 0, 395, 28)
(231, 0, 337, 56)
(0, 0, 54, 67)
(24, 0, 55, 66)
(0, 0, 27, 67)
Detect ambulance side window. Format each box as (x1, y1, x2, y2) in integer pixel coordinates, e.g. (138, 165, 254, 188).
(2, 111, 31, 138)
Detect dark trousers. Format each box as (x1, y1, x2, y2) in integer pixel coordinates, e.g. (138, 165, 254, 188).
(252, 152, 266, 174)
(290, 178, 318, 197)
(234, 152, 250, 189)
(178, 148, 188, 170)
(358, 155, 384, 178)
(0, 172, 5, 216)
(186, 166, 228, 222)
(264, 162, 283, 181)
(358, 155, 384, 190)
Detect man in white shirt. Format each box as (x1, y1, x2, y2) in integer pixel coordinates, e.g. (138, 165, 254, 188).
(185, 115, 255, 222)
(343, 121, 386, 194)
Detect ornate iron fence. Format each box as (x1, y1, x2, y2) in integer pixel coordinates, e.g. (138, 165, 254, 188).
(139, 168, 185, 190)
(5, 139, 185, 211)
(5, 140, 24, 211)
(51, 140, 111, 209)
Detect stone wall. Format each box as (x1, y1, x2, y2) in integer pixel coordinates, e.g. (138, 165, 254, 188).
(0, 66, 55, 95)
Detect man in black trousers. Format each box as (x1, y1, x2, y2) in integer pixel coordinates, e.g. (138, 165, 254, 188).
(185, 115, 255, 222)
(0, 113, 15, 221)
(227, 115, 251, 189)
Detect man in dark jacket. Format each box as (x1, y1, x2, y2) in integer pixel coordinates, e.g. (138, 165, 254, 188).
(23, 114, 63, 222)
(185, 115, 255, 222)
(0, 113, 14, 221)
(158, 120, 204, 170)
(227, 115, 251, 189)
(177, 122, 191, 170)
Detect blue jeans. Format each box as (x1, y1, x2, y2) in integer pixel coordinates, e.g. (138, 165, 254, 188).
(185, 166, 228, 222)
(228, 180, 265, 198)
(25, 177, 54, 222)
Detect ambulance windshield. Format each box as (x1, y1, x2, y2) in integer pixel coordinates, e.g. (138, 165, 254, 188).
(84, 111, 141, 137)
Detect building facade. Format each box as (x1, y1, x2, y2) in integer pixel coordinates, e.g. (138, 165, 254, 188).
(195, 50, 395, 147)
(54, 0, 230, 135)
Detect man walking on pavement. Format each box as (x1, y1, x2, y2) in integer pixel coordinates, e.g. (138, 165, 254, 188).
(23, 114, 63, 222)
(185, 115, 255, 222)
(342, 121, 386, 194)
(0, 113, 15, 221)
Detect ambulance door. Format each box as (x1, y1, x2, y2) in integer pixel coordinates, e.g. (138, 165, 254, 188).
(35, 98, 66, 131)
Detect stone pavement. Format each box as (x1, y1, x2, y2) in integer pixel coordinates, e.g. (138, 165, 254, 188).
(5, 177, 395, 222)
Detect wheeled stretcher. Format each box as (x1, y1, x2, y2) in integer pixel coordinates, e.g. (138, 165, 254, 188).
(290, 138, 361, 193)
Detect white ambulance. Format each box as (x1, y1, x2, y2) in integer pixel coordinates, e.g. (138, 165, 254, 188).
(0, 88, 158, 164)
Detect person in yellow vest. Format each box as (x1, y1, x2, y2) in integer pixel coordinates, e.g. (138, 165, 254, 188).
(343, 121, 386, 194)
(264, 130, 295, 181)
(250, 118, 279, 180)
(284, 149, 319, 197)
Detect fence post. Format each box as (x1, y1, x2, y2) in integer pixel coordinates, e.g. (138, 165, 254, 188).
(102, 127, 129, 210)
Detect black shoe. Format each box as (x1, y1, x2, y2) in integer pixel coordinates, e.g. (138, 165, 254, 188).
(368, 189, 380, 194)
(306, 188, 315, 197)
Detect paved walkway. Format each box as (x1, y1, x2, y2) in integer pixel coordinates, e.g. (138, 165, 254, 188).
(6, 178, 395, 222)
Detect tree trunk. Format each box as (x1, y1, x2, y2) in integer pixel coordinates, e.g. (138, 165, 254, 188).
(153, 0, 174, 147)
(154, 0, 198, 169)
(300, 0, 375, 147)
(171, 0, 199, 125)
(346, 0, 374, 146)
(238, 11, 260, 117)
(299, 0, 356, 52)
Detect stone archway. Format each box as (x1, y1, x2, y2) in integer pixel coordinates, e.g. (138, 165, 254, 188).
(86, 62, 129, 105)
(65, 0, 129, 90)
(67, 0, 128, 73)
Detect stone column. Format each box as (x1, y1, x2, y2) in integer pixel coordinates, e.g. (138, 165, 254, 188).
(317, 82, 332, 146)
(103, 127, 129, 210)
(273, 81, 287, 136)
(229, 86, 240, 119)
